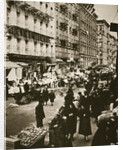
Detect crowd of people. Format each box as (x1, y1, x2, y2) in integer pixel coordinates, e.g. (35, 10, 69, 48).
(6, 64, 118, 147)
(47, 67, 118, 147)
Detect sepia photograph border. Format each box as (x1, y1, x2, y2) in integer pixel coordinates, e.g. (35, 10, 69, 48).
(0, 0, 122, 150)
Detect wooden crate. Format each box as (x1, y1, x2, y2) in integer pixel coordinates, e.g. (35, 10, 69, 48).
(5, 137, 20, 149)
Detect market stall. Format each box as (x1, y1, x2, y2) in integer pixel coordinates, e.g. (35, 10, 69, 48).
(6, 124, 48, 149)
(6, 61, 23, 81)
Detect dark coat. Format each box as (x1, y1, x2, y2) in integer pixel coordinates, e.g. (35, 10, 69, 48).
(92, 123, 109, 146)
(91, 95, 102, 118)
(84, 81, 92, 94)
(34, 90, 41, 101)
(67, 87, 74, 97)
(59, 103, 77, 135)
(78, 96, 92, 136)
(24, 83, 29, 93)
(92, 119, 110, 146)
(49, 92, 55, 103)
(49, 115, 67, 147)
(42, 89, 49, 102)
(35, 104, 45, 119)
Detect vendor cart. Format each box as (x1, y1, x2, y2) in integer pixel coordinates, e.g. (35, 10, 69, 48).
(6, 125, 48, 149)
(20, 130, 48, 149)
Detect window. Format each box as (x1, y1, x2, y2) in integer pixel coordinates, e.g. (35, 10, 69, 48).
(25, 40, 28, 53)
(56, 21, 58, 29)
(40, 21, 43, 26)
(51, 7, 53, 10)
(46, 3, 48, 8)
(25, 15, 28, 27)
(60, 5, 67, 14)
(73, 43, 78, 50)
(72, 14, 77, 22)
(46, 24, 48, 28)
(34, 42, 37, 53)
(17, 10, 20, 24)
(34, 19, 37, 24)
(25, 15, 28, 20)
(17, 10, 20, 17)
(69, 27, 71, 33)
(60, 40, 66, 47)
(17, 38, 21, 53)
(7, 7, 11, 23)
(7, 36, 11, 50)
(60, 22, 67, 31)
(99, 25, 103, 31)
(100, 59, 103, 64)
(72, 29, 77, 36)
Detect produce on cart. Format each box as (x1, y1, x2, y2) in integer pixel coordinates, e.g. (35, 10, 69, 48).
(17, 124, 48, 148)
(6, 124, 48, 149)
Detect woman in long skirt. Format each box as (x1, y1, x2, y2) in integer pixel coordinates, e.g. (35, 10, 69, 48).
(78, 91, 92, 141)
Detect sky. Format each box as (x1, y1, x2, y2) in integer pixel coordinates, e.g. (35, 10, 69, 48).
(94, 4, 118, 38)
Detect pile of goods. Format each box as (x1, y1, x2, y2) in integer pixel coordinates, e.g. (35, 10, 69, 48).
(17, 124, 48, 147)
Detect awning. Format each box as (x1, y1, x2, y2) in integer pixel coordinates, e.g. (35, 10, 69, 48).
(7, 53, 45, 62)
(5, 61, 22, 69)
(16, 62, 28, 67)
(6, 69, 11, 76)
(47, 63, 56, 66)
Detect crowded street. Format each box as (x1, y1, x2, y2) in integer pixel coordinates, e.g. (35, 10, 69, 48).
(6, 87, 98, 147)
(5, 63, 118, 148)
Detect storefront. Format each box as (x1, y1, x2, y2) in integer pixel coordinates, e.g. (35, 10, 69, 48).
(7, 53, 52, 81)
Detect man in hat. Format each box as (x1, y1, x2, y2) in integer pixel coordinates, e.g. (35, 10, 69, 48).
(35, 100, 45, 128)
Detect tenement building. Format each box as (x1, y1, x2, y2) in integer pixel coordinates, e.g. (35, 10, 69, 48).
(55, 3, 79, 62)
(107, 34, 118, 67)
(97, 19, 118, 66)
(97, 19, 110, 65)
(79, 4, 98, 68)
(55, 3, 98, 67)
(5, 0, 55, 80)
